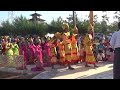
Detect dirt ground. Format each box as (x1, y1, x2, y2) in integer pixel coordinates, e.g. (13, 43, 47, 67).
(0, 71, 37, 79)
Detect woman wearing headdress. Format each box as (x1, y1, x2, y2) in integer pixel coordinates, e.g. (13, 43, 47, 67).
(83, 33, 98, 68)
(50, 38, 58, 69)
(71, 26, 79, 64)
(62, 23, 74, 70)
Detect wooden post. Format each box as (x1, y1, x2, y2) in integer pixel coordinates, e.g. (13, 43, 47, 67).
(73, 11, 76, 27)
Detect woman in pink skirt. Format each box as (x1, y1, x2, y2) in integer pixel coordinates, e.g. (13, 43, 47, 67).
(17, 37, 27, 70)
(44, 38, 51, 66)
(31, 41, 44, 71)
(28, 37, 35, 64)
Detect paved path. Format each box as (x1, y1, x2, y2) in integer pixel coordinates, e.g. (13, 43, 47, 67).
(33, 61, 113, 79)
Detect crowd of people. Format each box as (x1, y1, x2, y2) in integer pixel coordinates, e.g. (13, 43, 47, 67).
(0, 23, 114, 72)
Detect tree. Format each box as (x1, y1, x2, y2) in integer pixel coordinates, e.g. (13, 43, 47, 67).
(0, 20, 14, 36)
(49, 16, 64, 33)
(67, 11, 78, 26)
(102, 11, 109, 23)
(0, 12, 119, 36)
(108, 21, 118, 32)
(94, 14, 98, 23)
(100, 11, 109, 34)
(114, 11, 120, 22)
(0, 15, 48, 36)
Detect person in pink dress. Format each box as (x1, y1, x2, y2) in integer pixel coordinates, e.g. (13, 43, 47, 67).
(28, 37, 35, 64)
(21, 39, 27, 62)
(44, 38, 51, 66)
(17, 37, 27, 70)
(1, 39, 6, 55)
(31, 41, 44, 71)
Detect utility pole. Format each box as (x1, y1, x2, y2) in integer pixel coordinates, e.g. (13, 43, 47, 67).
(73, 11, 76, 27)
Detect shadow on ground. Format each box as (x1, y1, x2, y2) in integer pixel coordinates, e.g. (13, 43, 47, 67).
(33, 61, 113, 79)
(76, 69, 113, 79)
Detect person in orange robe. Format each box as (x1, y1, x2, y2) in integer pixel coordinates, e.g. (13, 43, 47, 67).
(58, 37, 65, 65)
(62, 23, 74, 70)
(50, 39, 57, 69)
(83, 33, 98, 68)
(71, 26, 79, 64)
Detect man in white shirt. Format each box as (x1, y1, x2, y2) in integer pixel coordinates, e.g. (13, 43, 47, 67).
(110, 22, 120, 79)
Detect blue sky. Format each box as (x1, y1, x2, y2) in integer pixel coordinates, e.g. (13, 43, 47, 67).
(0, 11, 116, 24)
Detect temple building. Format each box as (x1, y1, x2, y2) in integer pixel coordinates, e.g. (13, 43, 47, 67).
(29, 11, 45, 23)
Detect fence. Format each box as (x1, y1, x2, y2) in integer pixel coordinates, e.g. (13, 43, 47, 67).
(0, 55, 26, 74)
(0, 55, 25, 68)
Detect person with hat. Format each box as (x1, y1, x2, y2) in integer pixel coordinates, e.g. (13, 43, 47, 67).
(62, 23, 75, 70)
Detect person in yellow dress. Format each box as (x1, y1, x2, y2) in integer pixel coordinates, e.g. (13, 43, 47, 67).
(5, 38, 14, 67)
(83, 33, 98, 68)
(62, 23, 74, 70)
(71, 26, 79, 64)
(50, 38, 57, 69)
(58, 37, 65, 65)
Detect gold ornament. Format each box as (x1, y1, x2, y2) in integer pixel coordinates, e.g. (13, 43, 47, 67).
(62, 23, 69, 30)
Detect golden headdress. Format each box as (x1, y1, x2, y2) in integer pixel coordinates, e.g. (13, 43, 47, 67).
(62, 23, 69, 30)
(54, 32, 62, 39)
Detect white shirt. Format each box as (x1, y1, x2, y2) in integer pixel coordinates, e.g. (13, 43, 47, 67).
(110, 30, 120, 49)
(77, 36, 81, 45)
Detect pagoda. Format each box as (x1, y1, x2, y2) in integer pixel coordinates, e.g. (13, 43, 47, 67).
(29, 11, 45, 23)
